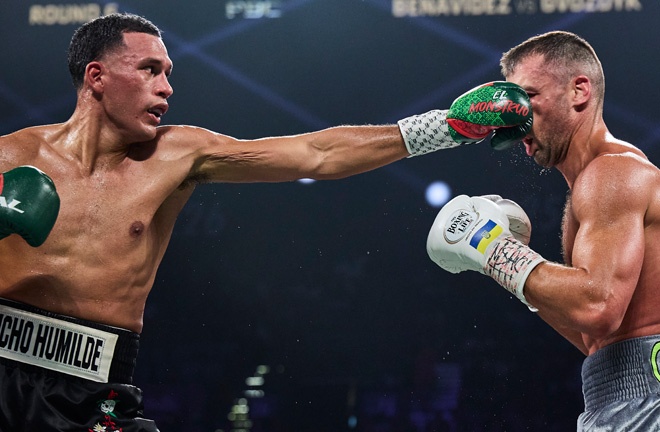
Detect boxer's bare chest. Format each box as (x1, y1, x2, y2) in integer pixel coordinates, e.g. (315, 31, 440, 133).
(56, 169, 158, 239)
(0, 164, 181, 330)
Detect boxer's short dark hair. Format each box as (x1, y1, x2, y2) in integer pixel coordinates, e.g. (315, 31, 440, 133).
(67, 13, 162, 89)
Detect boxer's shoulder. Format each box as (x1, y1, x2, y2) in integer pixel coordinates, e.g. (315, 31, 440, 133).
(0, 124, 62, 155)
(0, 126, 54, 171)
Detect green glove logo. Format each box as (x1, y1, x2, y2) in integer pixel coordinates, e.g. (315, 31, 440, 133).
(468, 90, 530, 118)
(0, 173, 25, 213)
(0, 195, 25, 214)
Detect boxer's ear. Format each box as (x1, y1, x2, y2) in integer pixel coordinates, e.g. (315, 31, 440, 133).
(85, 61, 105, 93)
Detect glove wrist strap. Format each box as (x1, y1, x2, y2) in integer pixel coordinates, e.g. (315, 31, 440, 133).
(398, 110, 467, 157)
(484, 237, 545, 312)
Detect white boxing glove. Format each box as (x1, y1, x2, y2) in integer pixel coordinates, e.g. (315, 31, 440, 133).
(480, 194, 531, 245)
(426, 195, 545, 310)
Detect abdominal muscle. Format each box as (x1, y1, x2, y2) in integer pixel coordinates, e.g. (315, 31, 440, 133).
(0, 213, 170, 334)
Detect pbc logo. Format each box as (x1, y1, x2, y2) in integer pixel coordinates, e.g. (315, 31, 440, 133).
(0, 196, 24, 214)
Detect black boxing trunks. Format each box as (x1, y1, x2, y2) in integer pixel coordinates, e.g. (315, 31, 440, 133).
(0, 298, 159, 432)
(578, 335, 660, 431)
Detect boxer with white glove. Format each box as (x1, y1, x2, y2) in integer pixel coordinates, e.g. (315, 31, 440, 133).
(426, 195, 545, 310)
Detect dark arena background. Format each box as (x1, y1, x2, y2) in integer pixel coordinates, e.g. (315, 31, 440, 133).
(1, 1, 659, 431)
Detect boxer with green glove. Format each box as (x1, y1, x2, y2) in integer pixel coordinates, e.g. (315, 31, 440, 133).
(0, 166, 60, 247)
(397, 81, 532, 155)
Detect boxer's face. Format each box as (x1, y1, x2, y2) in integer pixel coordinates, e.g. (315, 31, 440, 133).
(507, 54, 574, 168)
(94, 32, 173, 143)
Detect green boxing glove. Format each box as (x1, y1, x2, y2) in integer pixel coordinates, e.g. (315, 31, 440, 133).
(398, 81, 532, 156)
(447, 81, 533, 150)
(0, 166, 60, 247)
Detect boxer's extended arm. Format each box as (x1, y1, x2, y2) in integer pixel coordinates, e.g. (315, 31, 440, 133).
(0, 166, 60, 247)
(177, 82, 532, 183)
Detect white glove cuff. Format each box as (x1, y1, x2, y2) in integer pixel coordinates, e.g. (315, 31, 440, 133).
(484, 237, 545, 312)
(398, 110, 461, 157)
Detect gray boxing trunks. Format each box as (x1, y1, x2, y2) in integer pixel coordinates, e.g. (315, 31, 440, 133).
(578, 335, 660, 431)
(0, 298, 159, 432)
